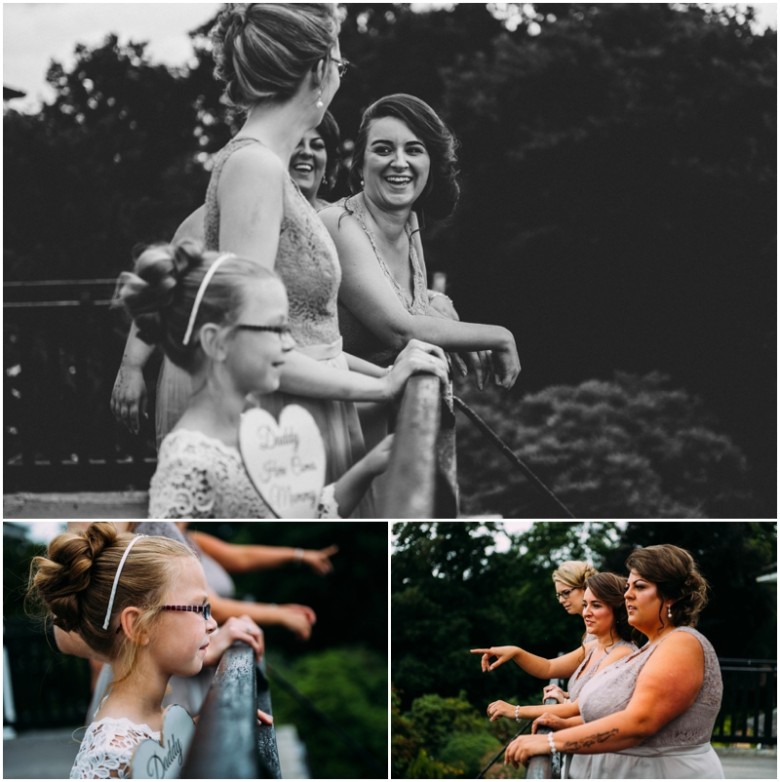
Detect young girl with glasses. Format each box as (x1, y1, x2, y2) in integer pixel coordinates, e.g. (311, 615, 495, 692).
(116, 241, 446, 518)
(27, 522, 269, 779)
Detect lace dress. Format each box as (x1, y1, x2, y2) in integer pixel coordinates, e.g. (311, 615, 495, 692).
(156, 137, 373, 517)
(335, 195, 430, 367)
(70, 717, 158, 779)
(567, 627, 724, 779)
(147, 429, 339, 519)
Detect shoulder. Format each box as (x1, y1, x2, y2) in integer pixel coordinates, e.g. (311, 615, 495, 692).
(219, 141, 286, 195)
(317, 201, 356, 231)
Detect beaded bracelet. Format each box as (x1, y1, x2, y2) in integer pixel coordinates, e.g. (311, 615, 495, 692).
(546, 732, 556, 754)
(514, 704, 521, 723)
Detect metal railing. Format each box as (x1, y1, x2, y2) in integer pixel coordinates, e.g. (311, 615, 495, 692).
(379, 375, 458, 518)
(6, 280, 459, 517)
(4, 280, 158, 492)
(713, 658, 777, 746)
(182, 643, 281, 779)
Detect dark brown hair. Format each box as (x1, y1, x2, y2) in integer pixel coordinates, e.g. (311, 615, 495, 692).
(349, 93, 460, 220)
(625, 544, 709, 627)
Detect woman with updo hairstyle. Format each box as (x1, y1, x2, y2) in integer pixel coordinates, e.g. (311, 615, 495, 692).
(27, 522, 229, 778)
(144, 5, 449, 519)
(117, 241, 434, 519)
(552, 560, 599, 618)
(504, 544, 724, 779)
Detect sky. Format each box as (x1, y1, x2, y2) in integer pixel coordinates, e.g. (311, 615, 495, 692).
(2, 3, 777, 112)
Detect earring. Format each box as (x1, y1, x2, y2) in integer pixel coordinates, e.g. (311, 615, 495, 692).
(316, 90, 324, 109)
(360, 178, 364, 187)
(667, 605, 673, 619)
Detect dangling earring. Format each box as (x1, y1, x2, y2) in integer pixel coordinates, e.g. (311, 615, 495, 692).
(316, 90, 324, 109)
(667, 605, 673, 619)
(360, 178, 364, 188)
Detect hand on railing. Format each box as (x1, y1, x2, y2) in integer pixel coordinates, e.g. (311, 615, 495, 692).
(504, 732, 550, 768)
(542, 683, 568, 703)
(204, 615, 264, 666)
(257, 709, 273, 726)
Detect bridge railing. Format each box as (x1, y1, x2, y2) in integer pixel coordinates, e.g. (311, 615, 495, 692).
(379, 375, 458, 518)
(4, 280, 158, 493)
(713, 657, 777, 746)
(182, 643, 281, 779)
(6, 281, 459, 518)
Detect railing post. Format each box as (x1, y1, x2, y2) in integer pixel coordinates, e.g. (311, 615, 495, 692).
(526, 680, 564, 779)
(380, 376, 458, 518)
(181, 643, 280, 778)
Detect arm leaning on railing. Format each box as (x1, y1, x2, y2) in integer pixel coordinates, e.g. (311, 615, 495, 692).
(181, 642, 281, 779)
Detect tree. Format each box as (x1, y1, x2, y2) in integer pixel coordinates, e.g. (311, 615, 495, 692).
(604, 521, 777, 658)
(438, 4, 776, 513)
(455, 371, 759, 518)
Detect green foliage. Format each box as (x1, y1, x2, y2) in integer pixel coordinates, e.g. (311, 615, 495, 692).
(455, 371, 759, 518)
(269, 646, 387, 779)
(392, 690, 503, 778)
(391, 520, 777, 777)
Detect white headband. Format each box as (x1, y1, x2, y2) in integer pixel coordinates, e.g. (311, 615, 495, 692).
(181, 253, 233, 346)
(102, 535, 147, 631)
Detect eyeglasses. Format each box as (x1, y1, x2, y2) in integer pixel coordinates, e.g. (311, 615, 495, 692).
(555, 588, 576, 601)
(331, 57, 350, 78)
(236, 324, 294, 339)
(161, 603, 212, 621)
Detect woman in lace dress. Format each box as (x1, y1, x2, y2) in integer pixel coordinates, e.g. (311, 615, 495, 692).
(110, 112, 341, 442)
(153, 6, 447, 518)
(116, 242, 435, 518)
(504, 544, 724, 779)
(28, 523, 269, 779)
(319, 94, 521, 449)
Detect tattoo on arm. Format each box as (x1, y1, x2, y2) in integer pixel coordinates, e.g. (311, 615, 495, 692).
(562, 728, 619, 752)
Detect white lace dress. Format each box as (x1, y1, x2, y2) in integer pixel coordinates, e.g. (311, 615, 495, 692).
(148, 429, 339, 519)
(70, 717, 158, 779)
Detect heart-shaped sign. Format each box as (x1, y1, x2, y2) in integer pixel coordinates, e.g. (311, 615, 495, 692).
(239, 404, 327, 518)
(130, 704, 195, 779)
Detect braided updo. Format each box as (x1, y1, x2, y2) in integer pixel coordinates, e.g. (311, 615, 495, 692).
(115, 242, 281, 372)
(625, 544, 709, 627)
(27, 523, 195, 672)
(211, 3, 338, 108)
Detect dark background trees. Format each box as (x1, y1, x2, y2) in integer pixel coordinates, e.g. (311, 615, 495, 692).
(3, 3, 776, 516)
(391, 520, 777, 776)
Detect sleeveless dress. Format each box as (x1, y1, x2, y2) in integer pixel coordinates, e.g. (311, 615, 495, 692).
(70, 716, 158, 778)
(560, 640, 636, 778)
(147, 429, 339, 519)
(156, 137, 374, 517)
(335, 195, 429, 367)
(567, 627, 724, 779)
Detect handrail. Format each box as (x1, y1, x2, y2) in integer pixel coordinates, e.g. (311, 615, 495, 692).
(526, 679, 564, 780)
(379, 375, 458, 518)
(181, 643, 281, 779)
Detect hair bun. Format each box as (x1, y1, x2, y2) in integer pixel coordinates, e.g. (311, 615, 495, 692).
(29, 522, 119, 631)
(115, 243, 202, 345)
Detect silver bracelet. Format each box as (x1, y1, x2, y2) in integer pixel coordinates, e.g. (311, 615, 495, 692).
(294, 548, 304, 565)
(547, 731, 557, 755)
(514, 704, 521, 723)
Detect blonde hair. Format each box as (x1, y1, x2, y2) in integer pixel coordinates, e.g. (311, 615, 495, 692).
(28, 522, 196, 682)
(552, 560, 598, 590)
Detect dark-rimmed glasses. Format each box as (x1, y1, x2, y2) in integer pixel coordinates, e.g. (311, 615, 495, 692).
(331, 57, 350, 78)
(161, 603, 212, 621)
(555, 587, 576, 602)
(236, 324, 294, 339)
